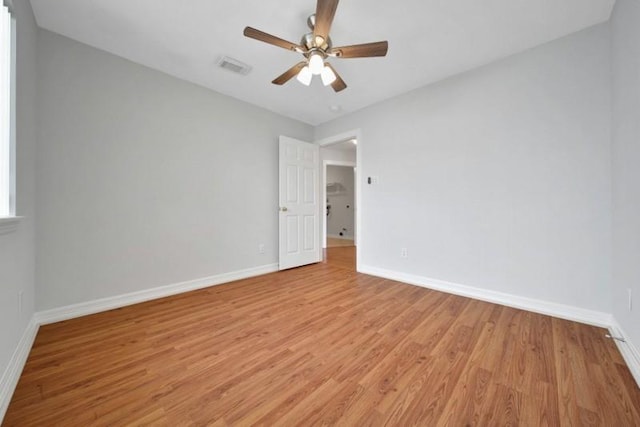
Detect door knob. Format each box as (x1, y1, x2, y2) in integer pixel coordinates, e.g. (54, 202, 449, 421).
(280, 207, 288, 212)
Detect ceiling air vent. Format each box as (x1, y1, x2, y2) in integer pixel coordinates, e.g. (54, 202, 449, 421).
(217, 56, 252, 75)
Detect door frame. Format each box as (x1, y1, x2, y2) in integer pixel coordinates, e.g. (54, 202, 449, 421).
(316, 129, 362, 271)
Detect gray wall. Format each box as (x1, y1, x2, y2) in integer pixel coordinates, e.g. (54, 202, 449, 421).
(611, 0, 640, 349)
(36, 30, 313, 310)
(0, 0, 37, 385)
(316, 24, 613, 313)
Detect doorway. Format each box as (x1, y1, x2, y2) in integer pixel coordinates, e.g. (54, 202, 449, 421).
(325, 164, 355, 248)
(317, 129, 361, 270)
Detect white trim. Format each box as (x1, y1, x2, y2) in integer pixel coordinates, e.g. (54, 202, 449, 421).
(36, 263, 279, 325)
(362, 263, 640, 387)
(0, 263, 279, 422)
(1, 264, 638, 423)
(609, 319, 640, 387)
(0, 317, 39, 421)
(316, 130, 360, 147)
(8, 12, 15, 216)
(359, 264, 614, 328)
(0, 4, 13, 217)
(2, 1, 13, 14)
(0, 215, 20, 235)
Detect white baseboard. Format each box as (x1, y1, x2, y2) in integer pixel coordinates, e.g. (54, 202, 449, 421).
(359, 266, 640, 388)
(363, 261, 640, 388)
(359, 265, 613, 328)
(0, 317, 39, 421)
(1, 263, 280, 423)
(35, 263, 279, 325)
(608, 319, 640, 388)
(2, 262, 636, 425)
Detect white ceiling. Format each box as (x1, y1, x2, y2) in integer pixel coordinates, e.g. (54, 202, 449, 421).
(30, 0, 615, 126)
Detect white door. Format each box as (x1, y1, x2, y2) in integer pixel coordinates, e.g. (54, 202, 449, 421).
(279, 136, 321, 270)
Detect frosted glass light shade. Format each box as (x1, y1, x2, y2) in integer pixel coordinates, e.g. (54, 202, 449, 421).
(309, 53, 324, 75)
(296, 66, 312, 86)
(320, 65, 336, 86)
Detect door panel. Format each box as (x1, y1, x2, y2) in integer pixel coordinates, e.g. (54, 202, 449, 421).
(303, 168, 315, 203)
(303, 215, 316, 250)
(286, 216, 299, 253)
(279, 136, 321, 270)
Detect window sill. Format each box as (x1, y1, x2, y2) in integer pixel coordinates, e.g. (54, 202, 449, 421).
(0, 216, 23, 235)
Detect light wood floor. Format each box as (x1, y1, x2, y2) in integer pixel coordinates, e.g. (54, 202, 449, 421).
(323, 246, 356, 272)
(327, 237, 355, 248)
(4, 247, 640, 426)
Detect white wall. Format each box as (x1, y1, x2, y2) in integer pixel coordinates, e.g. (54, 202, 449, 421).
(316, 24, 612, 313)
(0, 0, 37, 391)
(327, 165, 355, 238)
(611, 0, 640, 350)
(35, 30, 313, 310)
(320, 147, 356, 164)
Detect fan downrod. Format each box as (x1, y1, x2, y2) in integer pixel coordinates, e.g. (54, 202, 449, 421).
(301, 14, 332, 52)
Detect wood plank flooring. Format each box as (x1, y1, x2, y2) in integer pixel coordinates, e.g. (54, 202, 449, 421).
(327, 238, 355, 248)
(323, 246, 355, 271)
(4, 247, 640, 426)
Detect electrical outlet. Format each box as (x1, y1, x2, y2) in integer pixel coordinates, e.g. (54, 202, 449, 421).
(258, 244, 265, 254)
(628, 288, 633, 312)
(400, 248, 408, 259)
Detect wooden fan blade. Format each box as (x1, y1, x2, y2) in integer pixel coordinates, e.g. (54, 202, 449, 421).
(330, 41, 388, 58)
(272, 62, 307, 85)
(325, 63, 347, 92)
(313, 0, 339, 45)
(243, 27, 303, 52)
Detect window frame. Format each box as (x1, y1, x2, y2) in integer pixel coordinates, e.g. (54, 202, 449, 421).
(0, 0, 20, 234)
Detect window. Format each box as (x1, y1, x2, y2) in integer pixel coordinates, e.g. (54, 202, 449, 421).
(0, 1, 13, 218)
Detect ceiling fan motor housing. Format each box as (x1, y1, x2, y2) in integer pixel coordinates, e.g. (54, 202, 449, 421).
(302, 14, 332, 53)
(301, 32, 332, 55)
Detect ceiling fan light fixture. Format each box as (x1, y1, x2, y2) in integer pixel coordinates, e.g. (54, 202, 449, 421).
(296, 65, 313, 86)
(309, 52, 324, 75)
(243, 0, 388, 92)
(320, 65, 336, 86)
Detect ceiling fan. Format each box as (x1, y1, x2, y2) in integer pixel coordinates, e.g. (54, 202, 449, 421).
(243, 0, 388, 92)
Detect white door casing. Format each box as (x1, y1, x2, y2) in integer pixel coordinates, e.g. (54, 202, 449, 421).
(316, 129, 362, 271)
(279, 136, 321, 270)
